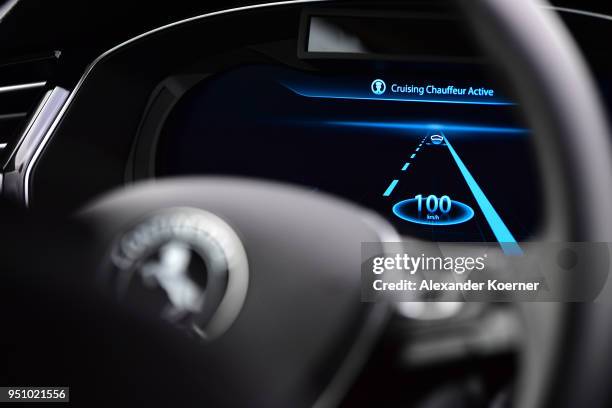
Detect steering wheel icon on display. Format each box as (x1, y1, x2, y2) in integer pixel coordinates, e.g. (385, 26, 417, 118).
(371, 78, 386, 95)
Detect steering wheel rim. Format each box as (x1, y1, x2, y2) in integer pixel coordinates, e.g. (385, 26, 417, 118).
(458, 1, 612, 407)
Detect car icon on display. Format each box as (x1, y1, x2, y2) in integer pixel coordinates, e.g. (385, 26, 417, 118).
(430, 134, 444, 145)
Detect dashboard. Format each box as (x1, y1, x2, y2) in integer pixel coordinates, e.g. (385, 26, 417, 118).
(5, 2, 551, 249)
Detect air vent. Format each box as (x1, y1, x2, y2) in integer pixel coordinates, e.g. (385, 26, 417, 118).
(0, 51, 60, 166)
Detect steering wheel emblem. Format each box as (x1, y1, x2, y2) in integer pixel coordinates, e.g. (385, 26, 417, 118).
(140, 241, 207, 320)
(107, 208, 249, 340)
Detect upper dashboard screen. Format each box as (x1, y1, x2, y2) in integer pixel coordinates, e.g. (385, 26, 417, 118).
(156, 64, 542, 243)
(303, 13, 479, 60)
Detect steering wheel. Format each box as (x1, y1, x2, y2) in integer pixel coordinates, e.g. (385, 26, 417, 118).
(2, 0, 611, 407)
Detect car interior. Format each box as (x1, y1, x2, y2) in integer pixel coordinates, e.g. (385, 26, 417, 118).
(1, 0, 612, 407)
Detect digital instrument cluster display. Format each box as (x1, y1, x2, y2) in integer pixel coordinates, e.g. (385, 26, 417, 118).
(157, 65, 542, 244)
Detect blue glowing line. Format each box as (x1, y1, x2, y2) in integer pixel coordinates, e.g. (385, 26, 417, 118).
(383, 180, 399, 197)
(416, 147, 420, 151)
(410, 153, 416, 159)
(401, 162, 410, 171)
(443, 134, 523, 255)
(283, 85, 515, 106)
(326, 121, 527, 134)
